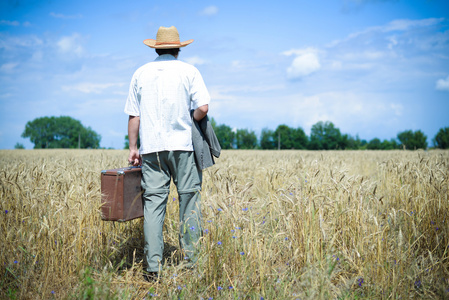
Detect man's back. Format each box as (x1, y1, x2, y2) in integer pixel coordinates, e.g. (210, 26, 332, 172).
(125, 54, 210, 154)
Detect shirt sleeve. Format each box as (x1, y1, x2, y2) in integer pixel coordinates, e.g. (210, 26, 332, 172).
(124, 74, 140, 116)
(190, 68, 211, 110)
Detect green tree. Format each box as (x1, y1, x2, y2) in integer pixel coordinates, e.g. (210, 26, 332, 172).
(273, 125, 308, 150)
(215, 124, 235, 149)
(367, 138, 382, 150)
(260, 128, 276, 149)
(342, 134, 366, 150)
(381, 138, 399, 150)
(397, 130, 427, 150)
(235, 129, 257, 149)
(275, 125, 293, 149)
(433, 127, 449, 149)
(21, 116, 101, 149)
(14, 143, 25, 149)
(309, 121, 343, 150)
(291, 127, 308, 149)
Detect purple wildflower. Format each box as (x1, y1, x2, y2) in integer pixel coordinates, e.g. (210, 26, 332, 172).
(414, 280, 421, 288)
(357, 278, 364, 287)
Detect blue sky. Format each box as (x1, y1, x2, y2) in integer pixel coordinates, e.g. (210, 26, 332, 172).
(1, 0, 448, 149)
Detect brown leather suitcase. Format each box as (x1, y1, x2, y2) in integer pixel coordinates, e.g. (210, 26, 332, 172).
(100, 166, 144, 221)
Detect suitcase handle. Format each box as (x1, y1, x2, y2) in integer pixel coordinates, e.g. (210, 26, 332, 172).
(117, 166, 141, 175)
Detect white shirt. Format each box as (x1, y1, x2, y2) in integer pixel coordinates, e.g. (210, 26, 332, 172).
(124, 54, 210, 154)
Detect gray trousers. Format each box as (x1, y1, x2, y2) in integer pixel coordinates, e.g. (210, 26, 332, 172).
(141, 151, 202, 272)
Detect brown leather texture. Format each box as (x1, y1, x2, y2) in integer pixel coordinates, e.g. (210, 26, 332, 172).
(100, 167, 144, 221)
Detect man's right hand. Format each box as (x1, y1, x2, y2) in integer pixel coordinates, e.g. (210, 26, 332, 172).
(128, 149, 141, 166)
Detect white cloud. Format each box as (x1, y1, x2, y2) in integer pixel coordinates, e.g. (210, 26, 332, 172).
(210, 83, 284, 99)
(0, 20, 31, 27)
(0, 93, 13, 98)
(390, 103, 403, 116)
(328, 18, 444, 48)
(384, 18, 443, 32)
(1, 20, 20, 26)
(50, 12, 83, 19)
(62, 82, 125, 94)
(283, 48, 321, 79)
(183, 56, 206, 66)
(57, 33, 85, 56)
(0, 63, 19, 73)
(387, 35, 398, 50)
(338, 51, 385, 61)
(199, 6, 218, 16)
(436, 75, 449, 92)
(209, 87, 238, 101)
(276, 91, 405, 135)
(0, 35, 43, 52)
(330, 60, 343, 70)
(108, 129, 125, 137)
(341, 0, 399, 13)
(210, 88, 407, 139)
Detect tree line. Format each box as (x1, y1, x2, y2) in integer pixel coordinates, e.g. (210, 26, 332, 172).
(18, 116, 448, 150)
(211, 119, 449, 150)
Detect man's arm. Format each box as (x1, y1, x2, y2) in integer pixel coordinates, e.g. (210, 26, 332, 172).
(128, 115, 141, 166)
(193, 104, 209, 121)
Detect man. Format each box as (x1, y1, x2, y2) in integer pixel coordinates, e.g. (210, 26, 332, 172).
(124, 26, 210, 280)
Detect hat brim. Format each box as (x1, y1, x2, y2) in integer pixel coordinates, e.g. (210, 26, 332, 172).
(143, 39, 194, 49)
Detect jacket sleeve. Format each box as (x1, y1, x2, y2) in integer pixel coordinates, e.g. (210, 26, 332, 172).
(192, 114, 221, 169)
(200, 116, 221, 158)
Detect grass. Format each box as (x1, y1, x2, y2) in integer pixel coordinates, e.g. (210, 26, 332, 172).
(0, 149, 448, 299)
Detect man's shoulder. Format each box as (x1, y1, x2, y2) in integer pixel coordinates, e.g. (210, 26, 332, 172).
(176, 60, 200, 72)
(132, 62, 153, 76)
(132, 60, 200, 79)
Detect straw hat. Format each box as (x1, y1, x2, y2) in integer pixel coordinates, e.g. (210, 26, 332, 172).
(143, 26, 193, 49)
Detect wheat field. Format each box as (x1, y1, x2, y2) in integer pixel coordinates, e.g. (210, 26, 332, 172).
(1, 149, 448, 299)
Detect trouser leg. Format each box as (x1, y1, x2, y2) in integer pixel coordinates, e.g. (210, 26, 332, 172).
(178, 190, 202, 264)
(168, 151, 203, 265)
(143, 191, 168, 272)
(141, 152, 171, 273)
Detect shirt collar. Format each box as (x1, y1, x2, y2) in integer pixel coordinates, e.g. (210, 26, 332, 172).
(155, 54, 177, 62)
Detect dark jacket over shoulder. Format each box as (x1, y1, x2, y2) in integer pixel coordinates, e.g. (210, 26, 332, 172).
(192, 114, 221, 170)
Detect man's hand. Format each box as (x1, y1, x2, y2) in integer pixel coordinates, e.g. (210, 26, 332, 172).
(128, 149, 141, 166)
(128, 115, 141, 166)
